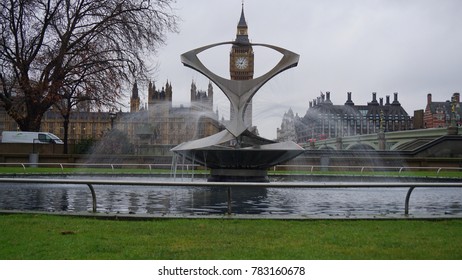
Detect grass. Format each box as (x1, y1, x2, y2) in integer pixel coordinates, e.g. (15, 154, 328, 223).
(1, 214, 461, 260)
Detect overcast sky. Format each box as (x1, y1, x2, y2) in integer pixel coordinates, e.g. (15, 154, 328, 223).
(145, 0, 462, 140)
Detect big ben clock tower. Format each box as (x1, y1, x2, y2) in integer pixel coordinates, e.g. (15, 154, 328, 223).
(230, 3, 254, 127)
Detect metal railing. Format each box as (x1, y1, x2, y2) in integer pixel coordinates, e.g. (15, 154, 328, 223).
(272, 165, 462, 177)
(0, 177, 460, 216)
(0, 162, 182, 173)
(1, 162, 461, 178)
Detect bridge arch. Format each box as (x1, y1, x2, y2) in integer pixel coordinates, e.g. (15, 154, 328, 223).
(346, 143, 376, 151)
(318, 145, 336, 151)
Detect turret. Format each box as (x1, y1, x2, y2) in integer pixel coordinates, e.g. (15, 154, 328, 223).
(190, 80, 197, 101)
(130, 81, 140, 112)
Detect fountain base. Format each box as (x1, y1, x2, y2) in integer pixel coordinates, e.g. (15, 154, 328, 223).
(171, 129, 304, 182)
(208, 169, 269, 182)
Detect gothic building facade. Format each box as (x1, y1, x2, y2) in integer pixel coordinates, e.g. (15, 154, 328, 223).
(277, 108, 297, 142)
(278, 91, 412, 143)
(131, 80, 220, 149)
(0, 79, 221, 155)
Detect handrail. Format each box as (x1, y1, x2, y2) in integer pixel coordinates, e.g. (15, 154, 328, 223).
(0, 178, 460, 216)
(1, 162, 462, 175)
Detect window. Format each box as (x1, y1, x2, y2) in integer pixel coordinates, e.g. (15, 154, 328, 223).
(38, 134, 51, 143)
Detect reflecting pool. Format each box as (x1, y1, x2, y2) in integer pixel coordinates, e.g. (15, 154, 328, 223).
(0, 176, 461, 218)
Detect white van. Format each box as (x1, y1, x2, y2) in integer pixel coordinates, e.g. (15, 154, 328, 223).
(1, 131, 64, 144)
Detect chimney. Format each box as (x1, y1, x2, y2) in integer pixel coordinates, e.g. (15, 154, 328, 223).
(427, 93, 432, 105)
(368, 92, 379, 105)
(379, 98, 383, 106)
(392, 92, 401, 105)
(309, 101, 312, 108)
(324, 91, 333, 104)
(386, 95, 390, 105)
(345, 92, 354, 106)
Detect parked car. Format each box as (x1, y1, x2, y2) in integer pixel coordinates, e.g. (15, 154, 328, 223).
(1, 131, 64, 144)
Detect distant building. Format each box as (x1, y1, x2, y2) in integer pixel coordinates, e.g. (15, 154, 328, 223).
(278, 91, 412, 143)
(135, 80, 220, 147)
(423, 93, 461, 128)
(0, 79, 221, 154)
(277, 108, 297, 142)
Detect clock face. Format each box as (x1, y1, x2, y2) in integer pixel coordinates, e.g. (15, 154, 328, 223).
(235, 57, 248, 70)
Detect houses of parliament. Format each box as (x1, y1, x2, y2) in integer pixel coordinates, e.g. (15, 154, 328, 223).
(0, 79, 221, 154)
(0, 5, 260, 154)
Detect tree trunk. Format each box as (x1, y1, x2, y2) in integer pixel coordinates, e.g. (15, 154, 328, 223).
(63, 117, 70, 154)
(16, 114, 44, 132)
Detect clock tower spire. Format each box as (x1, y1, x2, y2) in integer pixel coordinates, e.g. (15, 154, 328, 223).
(236, 2, 249, 42)
(230, 2, 254, 127)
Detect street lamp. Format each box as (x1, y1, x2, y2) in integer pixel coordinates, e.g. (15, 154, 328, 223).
(450, 95, 459, 128)
(109, 110, 117, 130)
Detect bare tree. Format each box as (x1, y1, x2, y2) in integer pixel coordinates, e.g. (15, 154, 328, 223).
(54, 50, 124, 154)
(0, 0, 177, 131)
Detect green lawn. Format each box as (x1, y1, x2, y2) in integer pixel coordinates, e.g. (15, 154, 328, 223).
(1, 214, 461, 260)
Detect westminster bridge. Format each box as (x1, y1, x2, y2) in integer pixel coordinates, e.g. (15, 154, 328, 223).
(302, 127, 461, 152)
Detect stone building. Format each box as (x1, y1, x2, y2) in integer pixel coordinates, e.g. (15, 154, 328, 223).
(423, 92, 461, 128)
(133, 80, 220, 147)
(277, 108, 297, 142)
(0, 79, 221, 155)
(279, 91, 412, 144)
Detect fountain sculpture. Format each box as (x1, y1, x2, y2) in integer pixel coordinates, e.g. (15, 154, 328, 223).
(171, 41, 304, 182)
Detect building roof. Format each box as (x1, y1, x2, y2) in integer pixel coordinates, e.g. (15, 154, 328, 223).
(302, 92, 410, 122)
(238, 4, 248, 28)
(235, 4, 250, 44)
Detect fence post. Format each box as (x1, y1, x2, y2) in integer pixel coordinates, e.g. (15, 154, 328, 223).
(227, 186, 232, 215)
(404, 186, 415, 215)
(436, 168, 442, 177)
(87, 183, 97, 213)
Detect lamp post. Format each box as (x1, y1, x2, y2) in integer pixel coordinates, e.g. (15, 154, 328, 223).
(450, 96, 457, 128)
(448, 95, 459, 135)
(109, 110, 117, 130)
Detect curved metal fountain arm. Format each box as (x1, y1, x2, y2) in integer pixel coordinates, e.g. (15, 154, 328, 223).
(181, 42, 299, 137)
